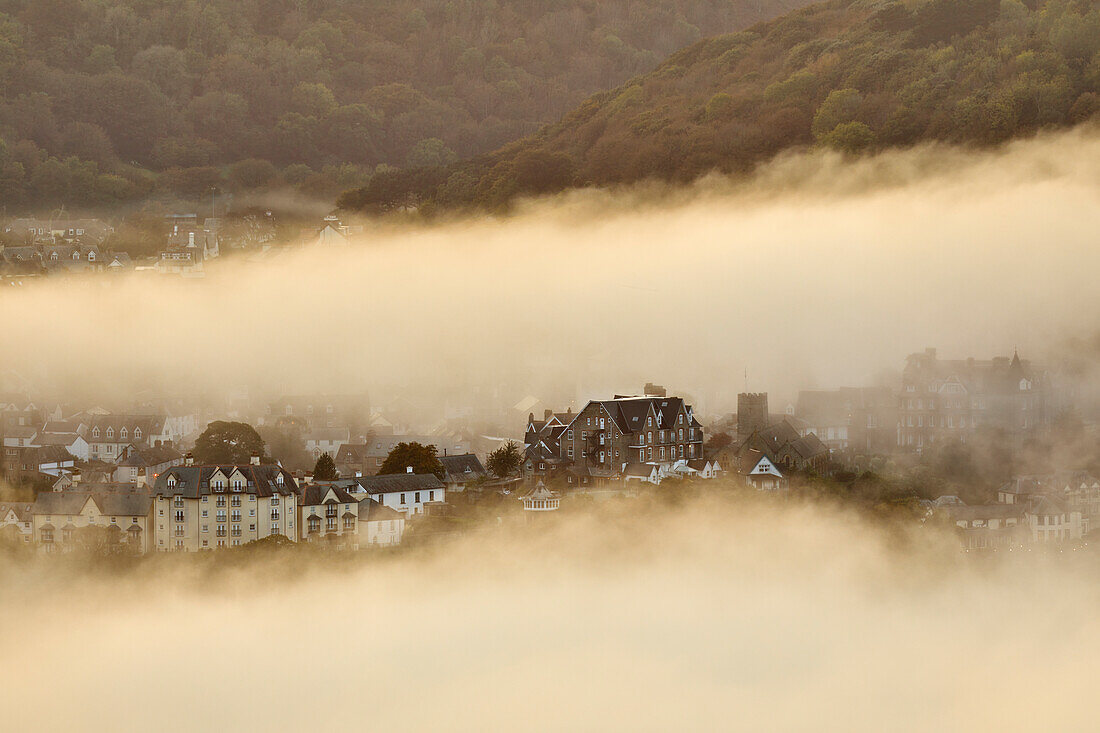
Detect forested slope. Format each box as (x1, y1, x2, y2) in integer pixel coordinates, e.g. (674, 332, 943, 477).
(0, 0, 813, 210)
(340, 0, 1100, 212)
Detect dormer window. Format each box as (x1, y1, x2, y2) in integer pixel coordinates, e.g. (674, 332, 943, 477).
(50, 252, 58, 261)
(168, 476, 176, 488)
(134, 428, 141, 439)
(72, 251, 79, 260)
(92, 427, 100, 438)
(106, 427, 114, 439)
(87, 251, 95, 262)
(276, 474, 284, 486)
(120, 428, 128, 439)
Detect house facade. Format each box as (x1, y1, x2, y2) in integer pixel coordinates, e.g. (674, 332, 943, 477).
(352, 472, 445, 517)
(150, 458, 299, 551)
(898, 348, 1050, 450)
(523, 395, 705, 485)
(299, 485, 360, 548)
(358, 499, 406, 546)
(30, 491, 153, 554)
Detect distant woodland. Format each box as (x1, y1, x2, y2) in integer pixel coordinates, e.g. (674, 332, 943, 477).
(338, 0, 1100, 213)
(0, 0, 812, 211)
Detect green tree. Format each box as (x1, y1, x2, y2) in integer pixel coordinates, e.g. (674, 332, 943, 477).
(812, 88, 863, 139)
(313, 453, 339, 480)
(820, 121, 875, 153)
(192, 421, 266, 465)
(405, 138, 457, 168)
(486, 441, 522, 478)
(378, 442, 445, 478)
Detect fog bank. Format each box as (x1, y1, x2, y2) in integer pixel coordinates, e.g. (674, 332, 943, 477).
(0, 498, 1096, 731)
(3, 127, 1100, 410)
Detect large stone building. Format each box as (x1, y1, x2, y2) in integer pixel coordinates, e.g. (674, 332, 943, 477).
(794, 387, 897, 454)
(150, 457, 299, 551)
(898, 348, 1050, 450)
(523, 394, 705, 484)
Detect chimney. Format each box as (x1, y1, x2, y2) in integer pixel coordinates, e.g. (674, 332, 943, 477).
(185, 453, 194, 467)
(406, 466, 414, 474)
(250, 452, 260, 466)
(544, 409, 552, 420)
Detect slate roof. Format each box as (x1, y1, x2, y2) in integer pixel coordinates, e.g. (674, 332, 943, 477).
(358, 498, 405, 522)
(31, 491, 151, 517)
(623, 463, 657, 477)
(152, 464, 298, 498)
(352, 473, 444, 494)
(439, 453, 486, 482)
(300, 484, 358, 506)
(117, 444, 184, 468)
(0, 502, 33, 522)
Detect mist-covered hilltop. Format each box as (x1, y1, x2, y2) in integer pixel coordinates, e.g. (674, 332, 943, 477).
(0, 0, 815, 211)
(338, 0, 1100, 212)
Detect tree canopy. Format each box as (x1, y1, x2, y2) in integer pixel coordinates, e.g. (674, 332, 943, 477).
(487, 441, 523, 478)
(378, 442, 445, 479)
(192, 421, 266, 465)
(312, 453, 339, 481)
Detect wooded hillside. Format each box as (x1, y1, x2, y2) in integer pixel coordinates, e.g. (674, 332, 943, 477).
(0, 0, 812, 211)
(338, 0, 1100, 213)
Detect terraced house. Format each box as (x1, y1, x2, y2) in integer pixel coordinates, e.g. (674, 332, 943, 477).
(525, 395, 705, 484)
(151, 456, 298, 551)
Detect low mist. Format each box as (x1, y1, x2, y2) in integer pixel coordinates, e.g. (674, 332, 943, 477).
(0, 495, 1095, 731)
(3, 127, 1100, 410)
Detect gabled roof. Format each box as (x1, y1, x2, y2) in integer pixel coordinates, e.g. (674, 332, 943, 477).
(31, 491, 151, 517)
(153, 464, 297, 498)
(300, 484, 358, 506)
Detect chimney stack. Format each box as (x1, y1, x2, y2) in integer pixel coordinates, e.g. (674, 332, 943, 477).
(185, 453, 194, 466)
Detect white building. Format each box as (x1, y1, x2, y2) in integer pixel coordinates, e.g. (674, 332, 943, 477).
(351, 471, 445, 517)
(358, 499, 406, 546)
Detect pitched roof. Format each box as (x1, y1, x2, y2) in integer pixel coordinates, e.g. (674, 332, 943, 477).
(439, 453, 486, 482)
(358, 498, 405, 522)
(300, 484, 358, 506)
(352, 473, 444, 494)
(152, 464, 298, 498)
(31, 491, 151, 517)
